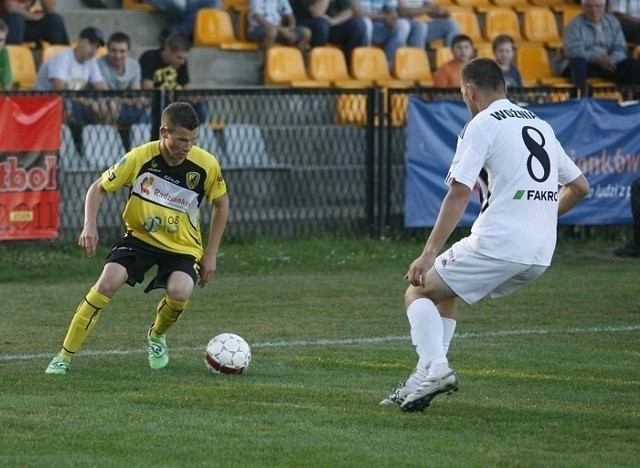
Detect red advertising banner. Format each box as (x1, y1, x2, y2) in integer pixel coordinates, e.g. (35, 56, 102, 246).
(0, 96, 62, 240)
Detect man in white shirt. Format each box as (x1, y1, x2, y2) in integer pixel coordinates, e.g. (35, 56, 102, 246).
(380, 58, 590, 413)
(34, 26, 115, 127)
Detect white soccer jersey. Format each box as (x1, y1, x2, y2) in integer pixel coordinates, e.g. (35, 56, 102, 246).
(446, 99, 583, 265)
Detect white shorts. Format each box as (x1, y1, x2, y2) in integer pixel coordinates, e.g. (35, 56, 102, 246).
(434, 237, 548, 305)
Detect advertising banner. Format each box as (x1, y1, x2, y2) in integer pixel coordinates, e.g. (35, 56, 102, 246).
(0, 96, 62, 240)
(405, 97, 640, 227)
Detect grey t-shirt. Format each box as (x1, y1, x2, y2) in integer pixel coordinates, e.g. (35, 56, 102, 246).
(97, 55, 141, 90)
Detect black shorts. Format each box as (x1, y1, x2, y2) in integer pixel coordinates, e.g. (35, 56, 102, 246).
(105, 236, 200, 293)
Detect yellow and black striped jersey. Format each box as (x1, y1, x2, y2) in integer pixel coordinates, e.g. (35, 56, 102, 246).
(101, 141, 227, 258)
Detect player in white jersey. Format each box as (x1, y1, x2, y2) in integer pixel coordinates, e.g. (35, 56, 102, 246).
(380, 58, 590, 412)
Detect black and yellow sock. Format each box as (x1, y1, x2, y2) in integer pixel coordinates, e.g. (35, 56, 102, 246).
(59, 287, 110, 362)
(150, 295, 187, 337)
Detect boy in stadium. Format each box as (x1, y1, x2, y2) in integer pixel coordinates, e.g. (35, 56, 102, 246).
(45, 102, 229, 375)
(381, 58, 589, 412)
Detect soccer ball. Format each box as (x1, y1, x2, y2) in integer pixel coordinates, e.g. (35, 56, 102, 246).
(205, 333, 252, 375)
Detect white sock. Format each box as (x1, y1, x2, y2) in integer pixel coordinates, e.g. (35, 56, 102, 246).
(442, 317, 457, 355)
(407, 298, 447, 376)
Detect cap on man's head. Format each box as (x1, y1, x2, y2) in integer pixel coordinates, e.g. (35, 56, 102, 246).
(79, 27, 105, 47)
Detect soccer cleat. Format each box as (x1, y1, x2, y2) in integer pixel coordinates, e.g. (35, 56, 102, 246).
(147, 328, 169, 370)
(401, 367, 459, 413)
(379, 381, 417, 406)
(45, 355, 71, 375)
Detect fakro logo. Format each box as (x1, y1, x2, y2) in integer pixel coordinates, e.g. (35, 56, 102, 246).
(0, 155, 57, 192)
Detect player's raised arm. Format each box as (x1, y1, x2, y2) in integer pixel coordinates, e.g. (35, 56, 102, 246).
(78, 178, 107, 257)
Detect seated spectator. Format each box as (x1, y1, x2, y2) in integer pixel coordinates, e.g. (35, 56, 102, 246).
(398, 0, 459, 49)
(433, 33, 473, 88)
(608, 0, 640, 44)
(563, 0, 640, 92)
(248, 0, 311, 51)
(614, 177, 640, 257)
(0, 18, 12, 90)
(353, 0, 410, 69)
(34, 27, 116, 128)
(139, 32, 207, 123)
(97, 31, 149, 127)
(143, 0, 221, 43)
(290, 0, 367, 66)
(492, 34, 522, 88)
(0, 0, 69, 45)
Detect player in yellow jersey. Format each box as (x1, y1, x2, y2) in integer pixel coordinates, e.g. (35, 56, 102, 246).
(45, 101, 229, 374)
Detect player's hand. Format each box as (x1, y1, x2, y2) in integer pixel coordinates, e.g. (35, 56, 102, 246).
(198, 254, 217, 288)
(78, 226, 99, 257)
(405, 253, 435, 287)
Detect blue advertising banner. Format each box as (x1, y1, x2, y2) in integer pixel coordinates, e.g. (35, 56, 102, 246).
(405, 97, 640, 227)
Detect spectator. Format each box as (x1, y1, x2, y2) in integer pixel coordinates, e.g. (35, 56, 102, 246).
(614, 177, 640, 257)
(139, 32, 207, 123)
(144, 0, 221, 43)
(0, 18, 12, 90)
(563, 0, 640, 92)
(608, 0, 640, 44)
(34, 27, 116, 128)
(352, 0, 410, 69)
(290, 0, 367, 66)
(247, 0, 311, 51)
(0, 0, 69, 45)
(433, 33, 473, 88)
(398, 0, 459, 49)
(492, 34, 522, 88)
(97, 31, 149, 127)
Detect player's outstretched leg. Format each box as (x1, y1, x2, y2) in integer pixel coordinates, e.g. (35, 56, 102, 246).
(401, 367, 459, 412)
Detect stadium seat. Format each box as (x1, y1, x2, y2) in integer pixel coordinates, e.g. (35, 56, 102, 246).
(483, 8, 524, 42)
(81, 125, 126, 172)
(434, 46, 453, 68)
(490, 0, 531, 10)
(121, 0, 155, 10)
(475, 43, 494, 59)
(393, 47, 434, 86)
(41, 44, 69, 62)
(522, 7, 563, 49)
(350, 47, 412, 87)
(221, 0, 248, 10)
(193, 8, 259, 50)
(265, 46, 330, 87)
(6, 45, 36, 90)
(553, 5, 582, 31)
(449, 9, 488, 46)
(309, 46, 371, 87)
(451, 0, 492, 10)
(516, 45, 572, 86)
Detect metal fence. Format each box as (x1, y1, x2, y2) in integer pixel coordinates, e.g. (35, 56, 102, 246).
(3, 84, 635, 244)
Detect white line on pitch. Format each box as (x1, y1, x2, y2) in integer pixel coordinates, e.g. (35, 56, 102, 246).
(1, 324, 638, 363)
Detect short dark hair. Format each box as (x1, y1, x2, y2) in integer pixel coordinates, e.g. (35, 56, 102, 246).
(461, 58, 506, 93)
(162, 102, 199, 130)
(164, 33, 191, 53)
(492, 34, 515, 52)
(451, 34, 473, 48)
(107, 32, 131, 49)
